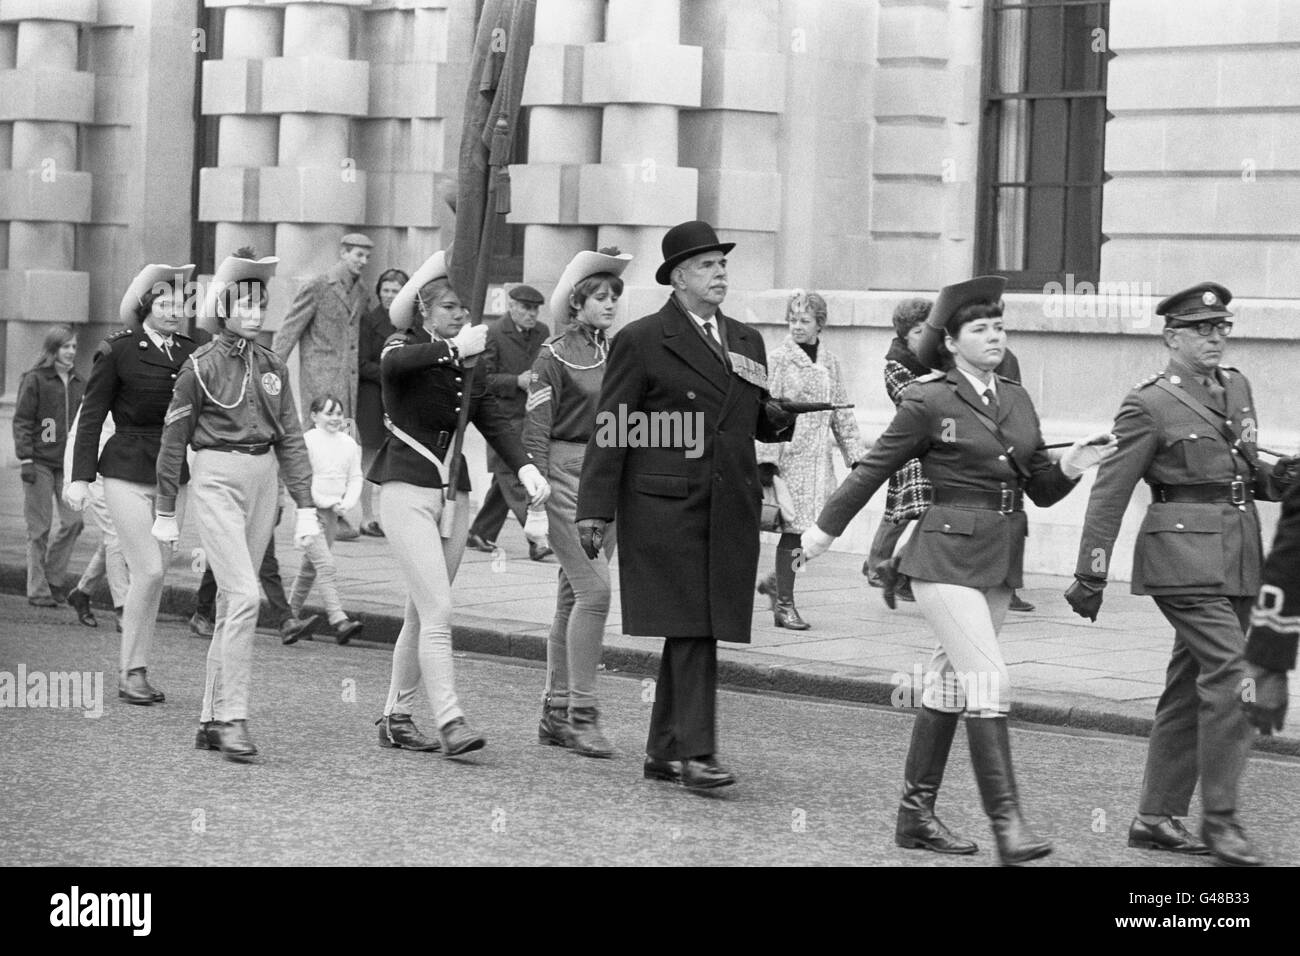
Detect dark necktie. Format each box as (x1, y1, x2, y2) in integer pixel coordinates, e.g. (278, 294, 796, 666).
(701, 319, 725, 364)
(983, 387, 998, 415)
(1201, 375, 1226, 412)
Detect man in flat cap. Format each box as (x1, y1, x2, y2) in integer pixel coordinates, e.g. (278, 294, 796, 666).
(575, 220, 794, 791)
(1066, 281, 1297, 865)
(466, 283, 553, 559)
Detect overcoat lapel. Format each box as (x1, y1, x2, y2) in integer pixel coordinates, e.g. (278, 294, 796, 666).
(661, 298, 731, 397)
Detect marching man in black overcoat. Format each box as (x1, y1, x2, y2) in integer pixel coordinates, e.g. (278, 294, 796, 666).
(575, 221, 795, 791)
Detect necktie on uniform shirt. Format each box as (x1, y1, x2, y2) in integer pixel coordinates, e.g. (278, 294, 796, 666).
(700, 318, 726, 365)
(1201, 374, 1226, 413)
(982, 387, 998, 415)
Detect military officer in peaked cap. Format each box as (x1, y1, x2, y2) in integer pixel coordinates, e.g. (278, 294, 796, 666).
(1067, 281, 1298, 866)
(68, 263, 198, 706)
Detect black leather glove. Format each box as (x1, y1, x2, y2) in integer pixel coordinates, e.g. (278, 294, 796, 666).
(1065, 575, 1105, 622)
(757, 462, 779, 488)
(20, 461, 35, 484)
(764, 400, 797, 435)
(1241, 663, 1288, 735)
(1273, 456, 1300, 486)
(577, 518, 607, 560)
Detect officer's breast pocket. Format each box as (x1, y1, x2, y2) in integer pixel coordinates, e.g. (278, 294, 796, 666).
(1136, 506, 1225, 588)
(1163, 424, 1222, 475)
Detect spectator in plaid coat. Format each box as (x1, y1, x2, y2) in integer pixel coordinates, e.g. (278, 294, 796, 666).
(863, 299, 934, 602)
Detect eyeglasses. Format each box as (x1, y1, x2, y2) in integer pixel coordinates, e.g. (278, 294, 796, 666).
(1179, 320, 1233, 337)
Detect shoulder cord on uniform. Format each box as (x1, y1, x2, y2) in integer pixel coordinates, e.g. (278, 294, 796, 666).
(195, 340, 252, 410)
(542, 334, 606, 371)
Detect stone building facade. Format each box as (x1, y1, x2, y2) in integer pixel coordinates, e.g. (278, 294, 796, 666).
(1, 0, 1295, 576)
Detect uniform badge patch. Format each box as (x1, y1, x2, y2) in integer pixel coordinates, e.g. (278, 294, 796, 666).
(526, 386, 552, 411)
(261, 372, 282, 396)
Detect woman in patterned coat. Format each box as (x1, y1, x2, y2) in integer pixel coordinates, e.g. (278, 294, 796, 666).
(755, 290, 867, 629)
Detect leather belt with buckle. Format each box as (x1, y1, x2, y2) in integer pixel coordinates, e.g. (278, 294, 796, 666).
(210, 443, 272, 456)
(1149, 480, 1252, 505)
(932, 486, 1025, 514)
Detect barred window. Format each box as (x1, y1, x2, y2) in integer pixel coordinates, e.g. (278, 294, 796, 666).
(977, 0, 1111, 290)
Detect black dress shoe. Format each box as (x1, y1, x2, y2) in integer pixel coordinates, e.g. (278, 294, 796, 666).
(1202, 813, 1263, 866)
(279, 613, 320, 645)
(681, 755, 736, 790)
(439, 717, 486, 756)
(359, 521, 385, 537)
(136, 668, 165, 703)
(333, 618, 364, 645)
(894, 575, 915, 602)
(1009, 592, 1035, 613)
(50, 585, 69, 605)
(376, 713, 442, 752)
(1128, 816, 1210, 854)
(529, 540, 553, 561)
(217, 720, 258, 761)
(118, 669, 155, 706)
(334, 518, 360, 541)
(466, 532, 497, 553)
(644, 756, 682, 783)
(195, 721, 223, 751)
(67, 588, 97, 627)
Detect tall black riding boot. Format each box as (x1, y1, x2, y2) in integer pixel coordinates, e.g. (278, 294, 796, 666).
(773, 546, 809, 630)
(966, 717, 1052, 865)
(895, 708, 978, 854)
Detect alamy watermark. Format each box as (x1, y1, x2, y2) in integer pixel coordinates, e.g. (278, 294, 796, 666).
(594, 404, 705, 460)
(0, 665, 103, 718)
(1042, 274, 1156, 327)
(891, 664, 1004, 713)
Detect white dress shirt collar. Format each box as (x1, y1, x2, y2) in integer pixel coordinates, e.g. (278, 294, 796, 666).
(142, 324, 173, 350)
(957, 366, 997, 399)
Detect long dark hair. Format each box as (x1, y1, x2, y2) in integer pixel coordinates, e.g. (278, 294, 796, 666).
(375, 269, 409, 301)
(31, 325, 76, 371)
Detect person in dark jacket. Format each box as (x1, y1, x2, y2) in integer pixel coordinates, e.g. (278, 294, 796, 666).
(1067, 282, 1296, 866)
(14, 325, 84, 607)
(370, 250, 550, 757)
(575, 221, 796, 792)
(801, 276, 1115, 865)
(153, 249, 321, 762)
(68, 265, 196, 704)
(354, 268, 407, 536)
(467, 283, 553, 559)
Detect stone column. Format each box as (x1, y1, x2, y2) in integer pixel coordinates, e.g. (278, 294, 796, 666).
(0, 0, 95, 419)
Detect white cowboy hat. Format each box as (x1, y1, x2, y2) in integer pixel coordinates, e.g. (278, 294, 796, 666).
(119, 264, 195, 328)
(389, 249, 449, 331)
(197, 254, 279, 333)
(549, 249, 633, 322)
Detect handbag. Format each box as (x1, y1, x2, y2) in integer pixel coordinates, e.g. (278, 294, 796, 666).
(760, 473, 796, 533)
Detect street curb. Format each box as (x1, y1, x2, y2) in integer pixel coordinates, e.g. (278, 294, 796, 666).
(6, 562, 1297, 757)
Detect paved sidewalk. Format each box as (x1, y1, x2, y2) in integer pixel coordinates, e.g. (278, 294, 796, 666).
(2, 476, 1296, 753)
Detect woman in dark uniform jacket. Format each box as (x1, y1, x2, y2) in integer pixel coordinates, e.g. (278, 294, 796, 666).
(370, 250, 550, 756)
(355, 268, 407, 535)
(68, 264, 196, 705)
(801, 276, 1116, 865)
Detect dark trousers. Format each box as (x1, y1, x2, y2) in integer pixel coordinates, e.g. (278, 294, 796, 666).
(468, 479, 510, 542)
(195, 509, 291, 627)
(647, 637, 717, 761)
(1140, 594, 1254, 816)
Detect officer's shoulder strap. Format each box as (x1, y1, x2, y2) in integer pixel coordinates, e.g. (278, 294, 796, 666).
(106, 328, 135, 344)
(174, 330, 194, 342)
(913, 369, 946, 385)
(1133, 370, 1165, 390)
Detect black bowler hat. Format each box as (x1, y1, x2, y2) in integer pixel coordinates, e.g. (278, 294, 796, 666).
(655, 220, 735, 286)
(1156, 282, 1233, 326)
(917, 275, 1006, 370)
(508, 283, 544, 306)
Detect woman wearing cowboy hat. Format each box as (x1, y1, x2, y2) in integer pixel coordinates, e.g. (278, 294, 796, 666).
(67, 262, 197, 706)
(523, 247, 631, 758)
(153, 248, 321, 761)
(370, 250, 550, 757)
(800, 276, 1117, 864)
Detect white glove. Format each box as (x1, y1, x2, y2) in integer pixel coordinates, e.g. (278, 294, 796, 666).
(518, 463, 551, 506)
(151, 514, 180, 548)
(64, 480, 91, 512)
(295, 507, 322, 548)
(1061, 430, 1118, 479)
(523, 506, 549, 542)
(799, 525, 835, 561)
(451, 323, 488, 359)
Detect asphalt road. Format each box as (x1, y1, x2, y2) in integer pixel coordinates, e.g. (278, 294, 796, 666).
(2, 594, 1298, 868)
